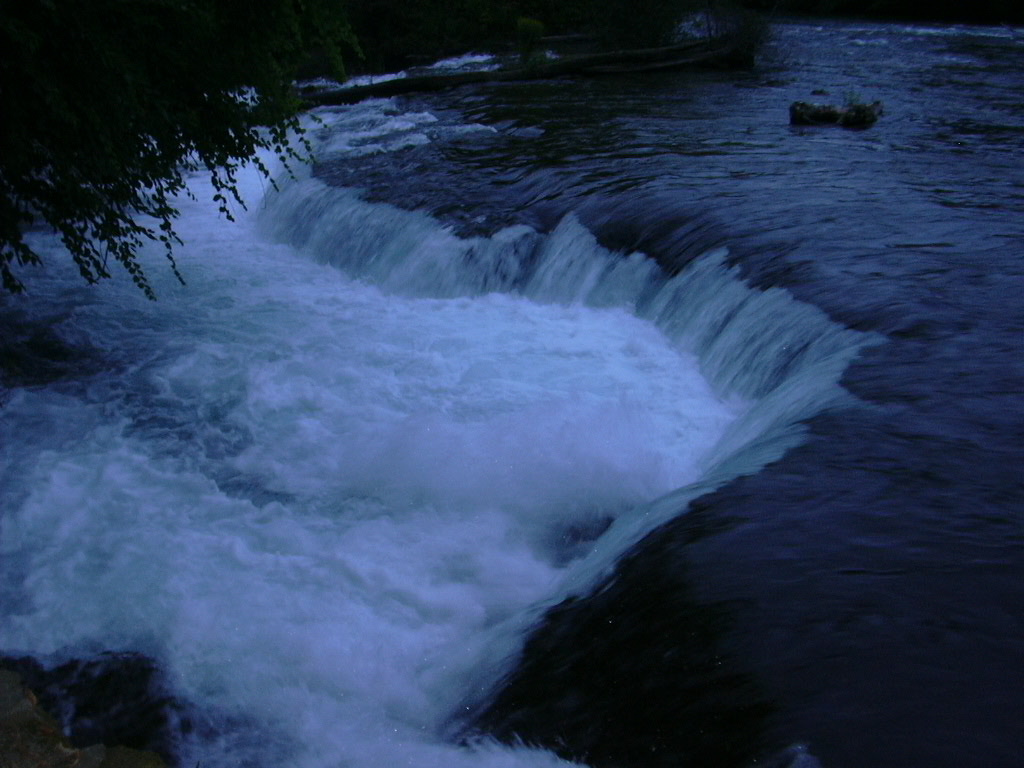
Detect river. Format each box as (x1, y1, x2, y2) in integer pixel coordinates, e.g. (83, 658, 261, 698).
(1, 18, 1022, 768)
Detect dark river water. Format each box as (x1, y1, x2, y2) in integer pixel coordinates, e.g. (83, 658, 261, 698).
(317, 19, 1024, 768)
(2, 17, 1022, 768)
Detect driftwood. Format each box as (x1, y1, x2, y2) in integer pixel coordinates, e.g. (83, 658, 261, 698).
(789, 100, 883, 128)
(303, 39, 748, 107)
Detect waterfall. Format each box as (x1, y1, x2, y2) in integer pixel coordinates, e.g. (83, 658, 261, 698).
(0, 99, 878, 768)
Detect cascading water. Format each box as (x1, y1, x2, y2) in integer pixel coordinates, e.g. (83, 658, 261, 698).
(1, 92, 875, 768)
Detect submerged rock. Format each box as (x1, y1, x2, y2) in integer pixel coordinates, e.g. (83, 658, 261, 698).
(462, 504, 779, 767)
(789, 100, 883, 128)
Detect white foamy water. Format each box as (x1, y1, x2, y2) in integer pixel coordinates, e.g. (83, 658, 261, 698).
(0, 102, 748, 768)
(427, 53, 500, 71)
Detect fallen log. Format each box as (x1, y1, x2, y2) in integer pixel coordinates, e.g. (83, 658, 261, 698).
(303, 39, 748, 107)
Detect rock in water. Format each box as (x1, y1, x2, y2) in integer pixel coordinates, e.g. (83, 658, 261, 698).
(0, 669, 165, 768)
(789, 100, 883, 128)
(0, 653, 181, 763)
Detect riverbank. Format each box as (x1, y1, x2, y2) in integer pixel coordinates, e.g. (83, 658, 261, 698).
(302, 26, 765, 107)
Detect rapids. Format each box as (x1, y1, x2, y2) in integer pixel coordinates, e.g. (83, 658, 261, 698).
(3, 19, 1023, 768)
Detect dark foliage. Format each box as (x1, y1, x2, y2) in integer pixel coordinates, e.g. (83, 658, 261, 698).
(0, 0, 356, 297)
(739, 0, 1024, 24)
(343, 0, 518, 71)
(589, 0, 705, 47)
(343, 0, 716, 72)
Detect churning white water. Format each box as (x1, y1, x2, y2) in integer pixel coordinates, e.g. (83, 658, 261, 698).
(0, 98, 874, 768)
(0, 102, 745, 768)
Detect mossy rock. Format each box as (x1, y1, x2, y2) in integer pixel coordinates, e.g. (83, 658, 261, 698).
(0, 671, 166, 768)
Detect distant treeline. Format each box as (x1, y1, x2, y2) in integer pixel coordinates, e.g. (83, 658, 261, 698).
(739, 0, 1023, 25)
(330, 0, 1021, 75)
(338, 0, 719, 72)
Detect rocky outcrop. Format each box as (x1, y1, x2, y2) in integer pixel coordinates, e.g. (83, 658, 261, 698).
(0, 669, 165, 768)
(2, 654, 180, 758)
